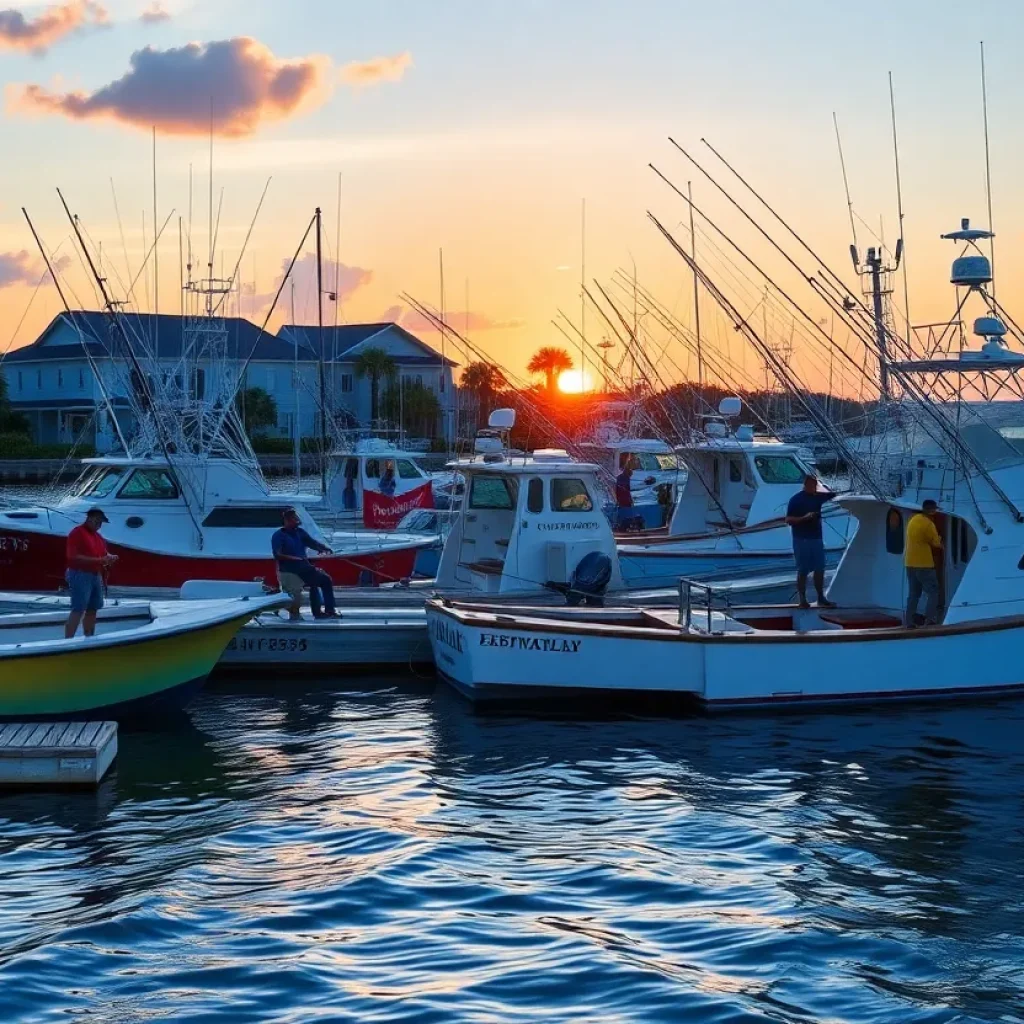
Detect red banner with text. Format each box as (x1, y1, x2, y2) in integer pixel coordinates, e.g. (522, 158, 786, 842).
(363, 481, 435, 529)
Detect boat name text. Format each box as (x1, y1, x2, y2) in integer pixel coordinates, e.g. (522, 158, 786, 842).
(479, 633, 581, 653)
(537, 521, 600, 532)
(433, 618, 465, 653)
(227, 636, 309, 653)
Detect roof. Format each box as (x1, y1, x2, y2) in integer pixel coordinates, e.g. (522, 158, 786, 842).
(449, 455, 600, 475)
(280, 322, 458, 366)
(10, 397, 132, 409)
(5, 312, 305, 365)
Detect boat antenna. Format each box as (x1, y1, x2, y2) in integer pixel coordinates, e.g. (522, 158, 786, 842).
(888, 73, 911, 350)
(439, 247, 446, 447)
(980, 40, 996, 303)
(833, 112, 858, 256)
(687, 180, 703, 390)
(315, 206, 328, 495)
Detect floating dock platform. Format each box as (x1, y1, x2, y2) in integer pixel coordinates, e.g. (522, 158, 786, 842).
(0, 721, 117, 787)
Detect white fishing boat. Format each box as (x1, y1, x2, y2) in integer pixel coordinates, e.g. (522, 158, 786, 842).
(616, 400, 852, 587)
(427, 219, 1024, 709)
(161, 412, 808, 670)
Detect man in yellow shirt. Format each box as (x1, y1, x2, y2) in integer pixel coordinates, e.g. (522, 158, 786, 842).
(904, 499, 943, 627)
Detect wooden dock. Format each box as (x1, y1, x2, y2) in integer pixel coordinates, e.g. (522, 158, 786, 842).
(0, 721, 117, 787)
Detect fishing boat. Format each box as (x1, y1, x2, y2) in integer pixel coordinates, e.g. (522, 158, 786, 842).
(0, 453, 434, 592)
(615, 400, 852, 587)
(189, 414, 807, 670)
(0, 592, 287, 720)
(427, 217, 1024, 709)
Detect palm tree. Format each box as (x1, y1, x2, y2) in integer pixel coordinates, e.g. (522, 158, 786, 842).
(354, 347, 398, 423)
(527, 346, 574, 392)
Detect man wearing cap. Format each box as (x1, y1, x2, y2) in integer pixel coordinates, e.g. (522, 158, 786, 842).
(64, 508, 118, 638)
(271, 508, 339, 621)
(785, 473, 837, 609)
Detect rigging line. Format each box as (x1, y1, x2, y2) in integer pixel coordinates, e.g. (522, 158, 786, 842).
(833, 112, 858, 254)
(888, 72, 912, 350)
(697, 137, 853, 299)
(209, 176, 272, 319)
(110, 179, 134, 300)
(648, 213, 874, 490)
(980, 41, 996, 303)
(23, 209, 129, 452)
(650, 164, 876, 390)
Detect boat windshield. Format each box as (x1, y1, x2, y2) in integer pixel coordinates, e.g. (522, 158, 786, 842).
(753, 455, 805, 485)
(79, 467, 127, 499)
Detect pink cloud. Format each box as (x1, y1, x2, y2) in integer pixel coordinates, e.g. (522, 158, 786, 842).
(254, 252, 374, 319)
(9, 37, 329, 137)
(139, 1, 170, 24)
(0, 250, 70, 288)
(0, 0, 107, 54)
(340, 51, 412, 87)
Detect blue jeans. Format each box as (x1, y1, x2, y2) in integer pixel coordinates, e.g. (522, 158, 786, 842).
(67, 569, 104, 613)
(905, 567, 939, 626)
(287, 562, 336, 616)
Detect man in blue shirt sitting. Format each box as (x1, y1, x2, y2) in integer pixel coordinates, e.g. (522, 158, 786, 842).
(785, 474, 837, 610)
(272, 508, 340, 620)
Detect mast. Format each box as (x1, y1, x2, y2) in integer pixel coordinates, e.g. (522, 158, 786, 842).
(315, 206, 328, 494)
(980, 41, 996, 302)
(292, 278, 300, 482)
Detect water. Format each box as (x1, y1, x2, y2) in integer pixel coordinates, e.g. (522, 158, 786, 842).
(0, 678, 1022, 1023)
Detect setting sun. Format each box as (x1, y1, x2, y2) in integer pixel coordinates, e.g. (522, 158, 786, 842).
(557, 369, 595, 394)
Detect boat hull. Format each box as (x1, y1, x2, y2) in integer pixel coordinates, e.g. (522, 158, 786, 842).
(0, 614, 251, 720)
(0, 526, 419, 592)
(427, 601, 1024, 711)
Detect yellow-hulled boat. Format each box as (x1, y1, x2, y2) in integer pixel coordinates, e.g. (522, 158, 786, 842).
(0, 594, 288, 720)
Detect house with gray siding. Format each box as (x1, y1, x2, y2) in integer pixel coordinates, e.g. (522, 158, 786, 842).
(2, 313, 457, 452)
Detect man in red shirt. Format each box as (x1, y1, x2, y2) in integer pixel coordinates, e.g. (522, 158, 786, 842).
(64, 508, 118, 638)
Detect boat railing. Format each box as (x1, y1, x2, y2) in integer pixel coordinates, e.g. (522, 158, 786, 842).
(678, 578, 723, 633)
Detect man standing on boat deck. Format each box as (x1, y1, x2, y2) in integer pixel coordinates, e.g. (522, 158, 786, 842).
(904, 499, 943, 628)
(64, 507, 118, 638)
(272, 508, 340, 621)
(786, 474, 836, 610)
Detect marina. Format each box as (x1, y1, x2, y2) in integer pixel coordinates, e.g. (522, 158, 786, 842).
(1, 3, 1023, 1019)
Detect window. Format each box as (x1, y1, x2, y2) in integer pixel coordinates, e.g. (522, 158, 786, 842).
(57, 369, 63, 389)
(202, 506, 292, 528)
(396, 459, 422, 480)
(655, 454, 678, 471)
(192, 368, 206, 400)
(16, 371, 22, 392)
(365, 458, 381, 478)
(78, 368, 85, 389)
(527, 477, 544, 513)
(117, 469, 179, 500)
(266, 370, 276, 391)
(469, 475, 516, 510)
(729, 459, 743, 483)
(415, 374, 423, 386)
(340, 373, 353, 393)
(439, 373, 446, 393)
(753, 455, 805, 485)
(885, 508, 904, 555)
(36, 370, 42, 390)
(551, 478, 594, 512)
(83, 467, 126, 498)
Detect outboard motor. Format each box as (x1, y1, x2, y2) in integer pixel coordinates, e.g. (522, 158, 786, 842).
(566, 551, 613, 607)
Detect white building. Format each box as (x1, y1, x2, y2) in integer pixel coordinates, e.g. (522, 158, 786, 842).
(3, 312, 457, 452)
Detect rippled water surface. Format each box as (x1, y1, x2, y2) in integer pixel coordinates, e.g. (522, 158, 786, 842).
(1, 679, 1022, 1022)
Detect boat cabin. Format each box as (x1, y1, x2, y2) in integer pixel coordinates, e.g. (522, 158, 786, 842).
(433, 450, 625, 596)
(15, 454, 334, 554)
(668, 431, 816, 536)
(322, 440, 433, 512)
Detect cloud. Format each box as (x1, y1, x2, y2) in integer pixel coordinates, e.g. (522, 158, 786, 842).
(387, 305, 525, 333)
(0, 250, 70, 288)
(139, 1, 169, 23)
(9, 37, 330, 136)
(254, 252, 374, 319)
(0, 0, 107, 53)
(340, 51, 412, 87)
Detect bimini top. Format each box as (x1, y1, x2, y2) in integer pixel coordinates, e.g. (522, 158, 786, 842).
(675, 435, 807, 456)
(447, 452, 600, 475)
(587, 438, 675, 454)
